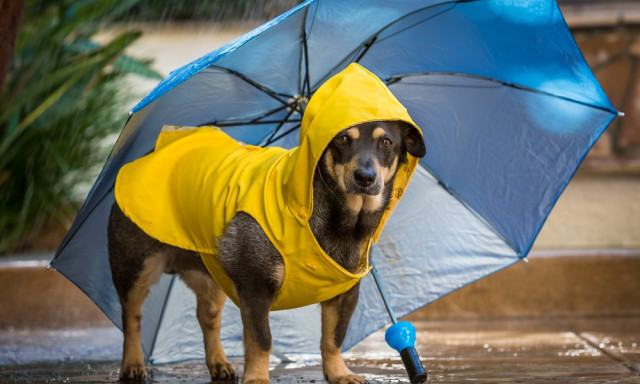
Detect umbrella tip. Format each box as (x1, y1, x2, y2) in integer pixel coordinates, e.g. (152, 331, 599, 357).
(271, 348, 293, 363)
(618, 111, 625, 117)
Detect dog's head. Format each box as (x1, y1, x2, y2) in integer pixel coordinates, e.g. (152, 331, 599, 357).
(318, 120, 426, 208)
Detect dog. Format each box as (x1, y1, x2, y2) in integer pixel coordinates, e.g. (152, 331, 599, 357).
(107, 62, 427, 384)
(108, 118, 425, 383)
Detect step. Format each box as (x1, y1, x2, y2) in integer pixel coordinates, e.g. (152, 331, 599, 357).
(1, 250, 638, 328)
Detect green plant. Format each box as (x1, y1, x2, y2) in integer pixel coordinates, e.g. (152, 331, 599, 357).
(0, 0, 162, 254)
(119, 0, 304, 21)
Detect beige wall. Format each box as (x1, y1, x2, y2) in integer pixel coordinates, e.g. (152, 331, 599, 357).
(533, 173, 640, 250)
(96, 22, 258, 110)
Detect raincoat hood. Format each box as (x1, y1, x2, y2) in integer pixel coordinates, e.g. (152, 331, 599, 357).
(114, 63, 422, 310)
(283, 63, 422, 237)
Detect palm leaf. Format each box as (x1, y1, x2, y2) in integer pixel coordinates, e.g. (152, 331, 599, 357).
(0, 0, 154, 253)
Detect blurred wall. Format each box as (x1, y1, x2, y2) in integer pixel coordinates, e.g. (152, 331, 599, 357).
(533, 3, 640, 252)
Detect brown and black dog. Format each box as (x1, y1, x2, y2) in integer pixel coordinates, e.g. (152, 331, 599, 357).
(108, 120, 426, 383)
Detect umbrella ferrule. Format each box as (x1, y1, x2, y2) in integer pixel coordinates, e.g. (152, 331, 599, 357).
(287, 95, 309, 115)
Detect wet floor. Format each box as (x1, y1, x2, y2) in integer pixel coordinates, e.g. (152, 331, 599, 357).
(1, 317, 639, 383)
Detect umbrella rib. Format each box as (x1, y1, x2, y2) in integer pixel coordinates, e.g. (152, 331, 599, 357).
(306, 0, 319, 40)
(264, 122, 302, 145)
(148, 275, 176, 362)
(297, 27, 304, 95)
(198, 103, 293, 128)
(388, 71, 619, 114)
(262, 106, 297, 145)
(354, 36, 378, 63)
(298, 5, 312, 100)
(205, 119, 302, 128)
(298, 6, 309, 96)
(249, 103, 292, 122)
(209, 65, 293, 105)
(302, 28, 312, 99)
(419, 163, 522, 256)
(311, 0, 481, 91)
(374, 3, 457, 45)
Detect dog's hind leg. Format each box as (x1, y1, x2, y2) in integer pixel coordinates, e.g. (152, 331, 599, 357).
(118, 253, 166, 380)
(179, 270, 235, 381)
(321, 284, 365, 384)
(108, 203, 170, 380)
(238, 293, 273, 384)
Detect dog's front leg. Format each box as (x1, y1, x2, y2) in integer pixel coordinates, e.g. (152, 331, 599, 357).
(321, 283, 365, 384)
(239, 296, 273, 384)
(180, 270, 235, 380)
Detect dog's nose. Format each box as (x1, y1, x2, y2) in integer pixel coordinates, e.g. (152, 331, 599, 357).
(354, 167, 376, 187)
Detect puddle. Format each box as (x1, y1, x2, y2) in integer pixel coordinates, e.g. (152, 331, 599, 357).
(0, 328, 122, 366)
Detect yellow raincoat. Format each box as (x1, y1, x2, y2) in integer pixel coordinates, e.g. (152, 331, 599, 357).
(115, 63, 422, 310)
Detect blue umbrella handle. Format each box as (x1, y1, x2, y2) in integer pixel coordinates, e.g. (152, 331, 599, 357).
(371, 264, 427, 383)
(385, 322, 427, 384)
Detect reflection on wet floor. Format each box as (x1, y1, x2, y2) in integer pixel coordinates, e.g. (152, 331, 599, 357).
(0, 328, 121, 365)
(0, 317, 638, 383)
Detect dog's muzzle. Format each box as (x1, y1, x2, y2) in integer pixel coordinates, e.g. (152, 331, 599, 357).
(354, 167, 376, 187)
(352, 167, 381, 195)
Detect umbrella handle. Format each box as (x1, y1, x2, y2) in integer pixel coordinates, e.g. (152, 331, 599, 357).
(400, 346, 428, 384)
(385, 321, 427, 384)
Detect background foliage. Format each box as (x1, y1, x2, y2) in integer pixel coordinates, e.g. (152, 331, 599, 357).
(0, 0, 162, 254)
(119, 0, 304, 22)
(0, 0, 306, 254)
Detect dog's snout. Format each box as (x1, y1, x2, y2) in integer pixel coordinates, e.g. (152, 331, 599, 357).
(354, 167, 376, 187)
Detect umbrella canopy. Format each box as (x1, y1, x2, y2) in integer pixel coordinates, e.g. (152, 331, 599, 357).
(51, 0, 617, 364)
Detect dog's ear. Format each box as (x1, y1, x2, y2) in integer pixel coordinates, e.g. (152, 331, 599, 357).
(402, 123, 426, 158)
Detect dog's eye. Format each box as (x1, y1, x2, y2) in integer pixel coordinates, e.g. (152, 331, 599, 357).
(335, 135, 349, 145)
(380, 137, 393, 148)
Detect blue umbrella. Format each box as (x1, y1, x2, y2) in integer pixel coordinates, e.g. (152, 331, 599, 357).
(51, 0, 618, 379)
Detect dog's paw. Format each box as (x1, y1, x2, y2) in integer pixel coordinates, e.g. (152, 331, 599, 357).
(329, 374, 367, 384)
(119, 361, 146, 381)
(209, 360, 236, 382)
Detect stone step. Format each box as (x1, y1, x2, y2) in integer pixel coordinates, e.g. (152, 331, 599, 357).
(409, 249, 640, 320)
(1, 250, 638, 328)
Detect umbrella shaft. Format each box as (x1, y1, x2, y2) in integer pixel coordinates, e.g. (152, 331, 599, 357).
(371, 263, 398, 324)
